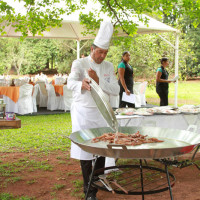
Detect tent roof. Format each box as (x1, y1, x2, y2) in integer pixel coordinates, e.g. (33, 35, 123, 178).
(1, 14, 178, 40)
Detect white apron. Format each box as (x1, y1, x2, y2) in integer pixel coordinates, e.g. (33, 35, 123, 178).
(68, 56, 120, 162)
(70, 103, 107, 160)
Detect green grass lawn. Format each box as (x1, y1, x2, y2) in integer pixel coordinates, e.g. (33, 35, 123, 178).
(145, 81, 200, 106)
(0, 113, 72, 152)
(0, 81, 199, 153)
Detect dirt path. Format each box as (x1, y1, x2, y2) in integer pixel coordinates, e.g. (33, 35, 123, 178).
(0, 151, 200, 200)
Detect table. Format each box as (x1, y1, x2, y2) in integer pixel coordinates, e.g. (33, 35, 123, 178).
(0, 86, 20, 103)
(0, 117, 21, 129)
(116, 114, 200, 134)
(54, 85, 64, 96)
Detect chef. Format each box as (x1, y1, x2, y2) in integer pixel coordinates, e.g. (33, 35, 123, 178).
(67, 21, 120, 200)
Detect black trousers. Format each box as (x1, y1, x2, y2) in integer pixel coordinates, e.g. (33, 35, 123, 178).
(80, 157, 105, 197)
(156, 89, 168, 106)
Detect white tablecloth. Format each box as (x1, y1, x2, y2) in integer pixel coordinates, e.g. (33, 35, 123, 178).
(116, 114, 200, 134)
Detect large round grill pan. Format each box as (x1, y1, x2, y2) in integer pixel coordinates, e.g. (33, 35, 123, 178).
(69, 126, 200, 159)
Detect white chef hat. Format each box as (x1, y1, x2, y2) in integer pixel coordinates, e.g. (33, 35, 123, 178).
(94, 21, 113, 50)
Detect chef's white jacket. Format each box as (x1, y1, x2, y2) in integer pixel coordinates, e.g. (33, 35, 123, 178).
(68, 55, 120, 160)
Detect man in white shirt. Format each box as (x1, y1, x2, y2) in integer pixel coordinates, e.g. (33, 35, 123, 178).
(67, 22, 120, 200)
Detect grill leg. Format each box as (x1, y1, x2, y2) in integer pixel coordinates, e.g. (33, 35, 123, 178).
(165, 164, 173, 200)
(139, 159, 145, 200)
(85, 156, 98, 200)
(192, 144, 200, 161)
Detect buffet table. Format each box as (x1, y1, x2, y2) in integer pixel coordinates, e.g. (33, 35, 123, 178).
(116, 113, 200, 134)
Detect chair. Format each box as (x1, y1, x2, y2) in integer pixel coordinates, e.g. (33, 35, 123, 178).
(32, 84, 40, 112)
(133, 82, 142, 108)
(0, 78, 6, 86)
(63, 85, 73, 111)
(55, 77, 65, 85)
(46, 84, 65, 111)
(140, 81, 148, 106)
(37, 81, 48, 107)
(14, 79, 22, 86)
(18, 83, 33, 115)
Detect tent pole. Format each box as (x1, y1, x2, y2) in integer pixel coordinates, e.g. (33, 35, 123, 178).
(174, 33, 179, 107)
(77, 40, 80, 59)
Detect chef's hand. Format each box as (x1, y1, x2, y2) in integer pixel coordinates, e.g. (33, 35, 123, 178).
(88, 68, 99, 84)
(81, 78, 91, 91)
(125, 89, 131, 95)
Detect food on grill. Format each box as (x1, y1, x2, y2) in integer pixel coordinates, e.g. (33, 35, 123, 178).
(92, 131, 164, 146)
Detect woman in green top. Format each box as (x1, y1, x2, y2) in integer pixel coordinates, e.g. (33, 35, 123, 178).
(118, 51, 135, 108)
(156, 57, 174, 106)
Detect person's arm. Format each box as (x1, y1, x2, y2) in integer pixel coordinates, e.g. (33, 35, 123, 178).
(67, 60, 91, 92)
(156, 71, 173, 83)
(118, 67, 131, 95)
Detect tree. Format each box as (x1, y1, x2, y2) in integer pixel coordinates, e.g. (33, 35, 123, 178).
(0, 0, 199, 79)
(0, 0, 200, 38)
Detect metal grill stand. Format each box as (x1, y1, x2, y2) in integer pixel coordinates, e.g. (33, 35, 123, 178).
(85, 158, 176, 200)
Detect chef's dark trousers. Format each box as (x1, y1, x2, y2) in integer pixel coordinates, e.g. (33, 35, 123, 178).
(156, 89, 168, 106)
(119, 91, 135, 108)
(80, 157, 105, 197)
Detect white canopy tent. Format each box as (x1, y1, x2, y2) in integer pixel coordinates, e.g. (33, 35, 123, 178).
(0, 14, 179, 106)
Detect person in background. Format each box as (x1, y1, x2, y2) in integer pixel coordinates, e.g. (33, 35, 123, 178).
(81, 53, 87, 58)
(156, 57, 174, 106)
(118, 51, 135, 108)
(67, 22, 119, 200)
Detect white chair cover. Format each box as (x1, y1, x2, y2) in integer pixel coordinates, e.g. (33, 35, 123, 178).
(32, 84, 40, 112)
(140, 81, 148, 106)
(37, 81, 48, 107)
(18, 83, 33, 115)
(133, 82, 142, 108)
(14, 79, 22, 86)
(46, 84, 65, 111)
(55, 77, 65, 85)
(109, 94, 119, 108)
(63, 85, 73, 111)
(0, 79, 6, 86)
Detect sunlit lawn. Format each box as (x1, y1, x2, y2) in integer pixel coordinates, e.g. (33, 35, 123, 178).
(145, 81, 200, 106)
(0, 81, 199, 153)
(0, 113, 72, 152)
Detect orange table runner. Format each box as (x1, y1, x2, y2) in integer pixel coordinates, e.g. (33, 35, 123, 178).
(54, 85, 64, 96)
(52, 79, 55, 85)
(0, 86, 20, 103)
